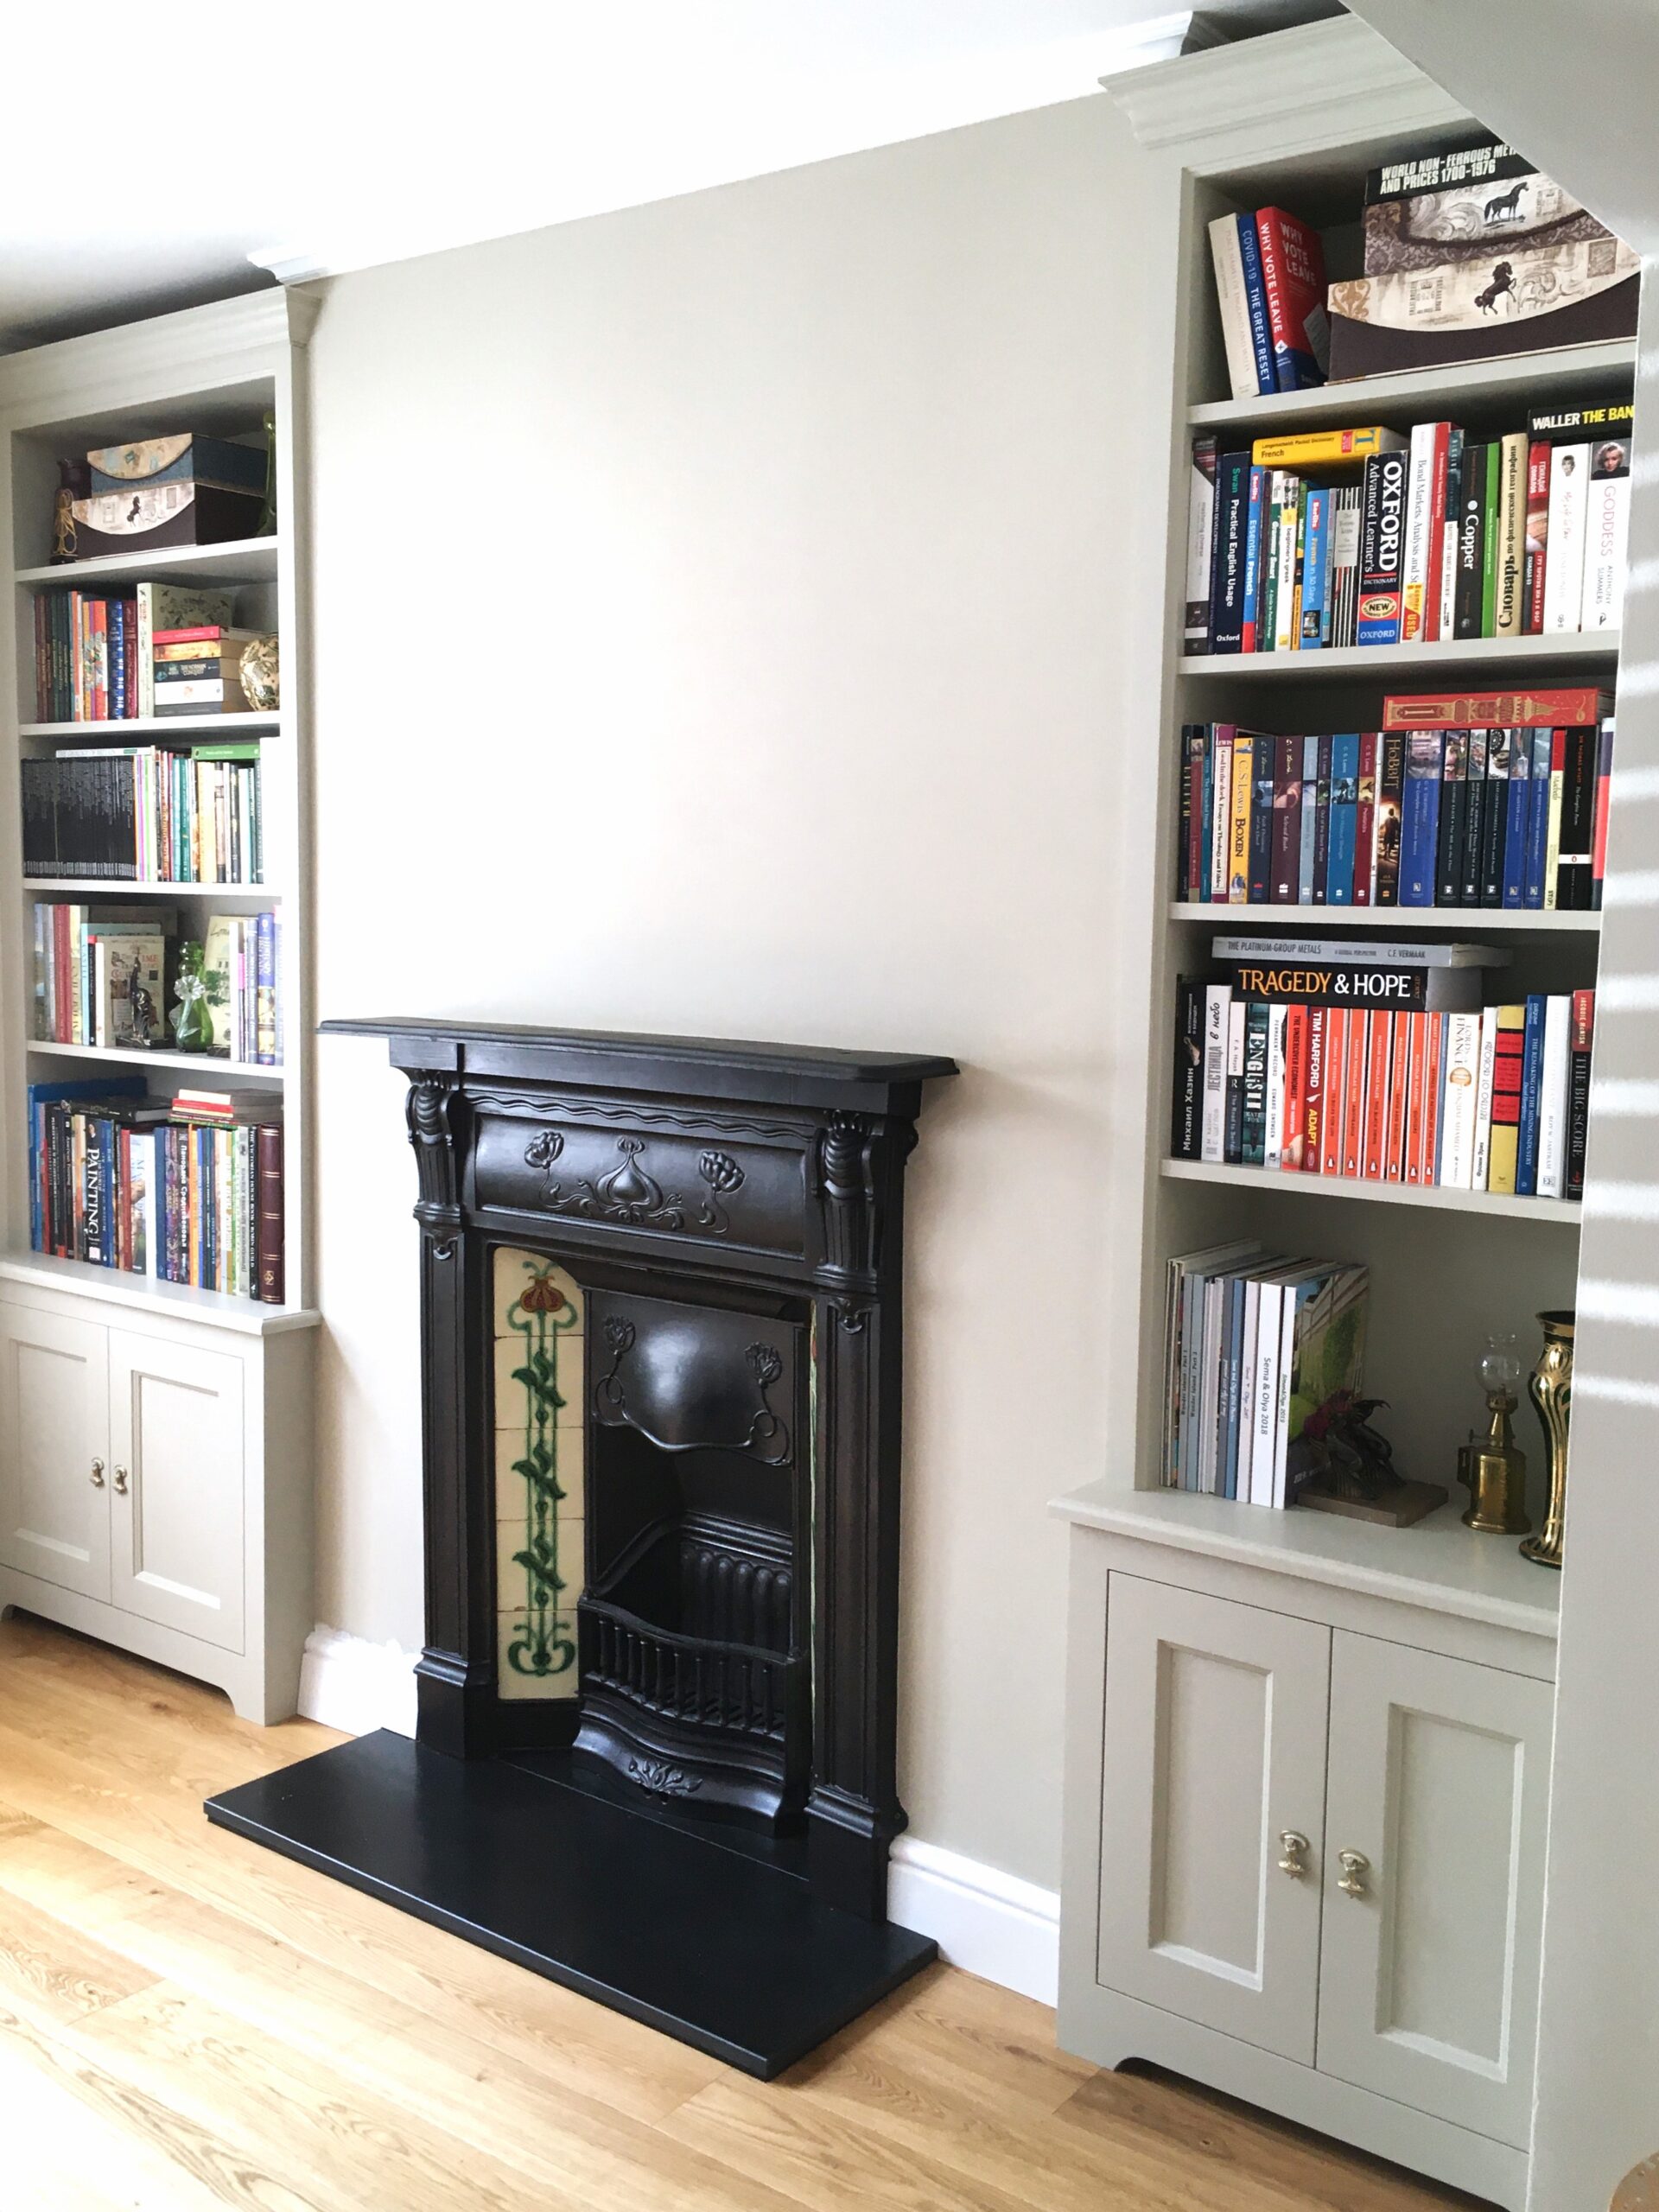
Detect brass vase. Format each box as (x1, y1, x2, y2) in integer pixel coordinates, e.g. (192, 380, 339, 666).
(1519, 1310, 1573, 1568)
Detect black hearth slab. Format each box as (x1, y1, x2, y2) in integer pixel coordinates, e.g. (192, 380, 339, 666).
(318, 1016, 957, 1116)
(205, 1732, 936, 2077)
(502, 1745, 812, 1881)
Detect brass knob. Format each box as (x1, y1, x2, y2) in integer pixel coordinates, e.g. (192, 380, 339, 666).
(113, 1467, 129, 1496)
(90, 1459, 105, 1487)
(1338, 1849, 1371, 1899)
(1277, 1830, 1310, 1879)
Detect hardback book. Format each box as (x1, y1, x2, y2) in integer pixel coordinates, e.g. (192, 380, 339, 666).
(1208, 213, 1264, 399)
(1212, 933, 1508, 969)
(1354, 733, 1377, 904)
(1217, 957, 1483, 1013)
(1185, 436, 1220, 652)
(1523, 440, 1550, 632)
(1554, 726, 1598, 910)
(1584, 435, 1631, 630)
(1452, 442, 1488, 639)
(1485, 1004, 1527, 1194)
(1493, 432, 1529, 638)
(1566, 989, 1594, 1199)
(1249, 426, 1403, 471)
(1459, 727, 1488, 906)
(1374, 735, 1405, 906)
(1254, 207, 1329, 390)
(1382, 685, 1612, 731)
(1542, 442, 1590, 631)
(1503, 733, 1533, 908)
(1434, 730, 1468, 906)
(1400, 733, 1444, 906)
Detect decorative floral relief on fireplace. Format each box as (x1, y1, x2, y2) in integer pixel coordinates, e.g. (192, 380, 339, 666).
(493, 1249, 585, 1700)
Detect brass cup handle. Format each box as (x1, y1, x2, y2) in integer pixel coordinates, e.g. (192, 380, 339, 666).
(1276, 1830, 1311, 1879)
(1338, 1849, 1371, 1899)
(113, 1467, 130, 1496)
(90, 1458, 105, 1487)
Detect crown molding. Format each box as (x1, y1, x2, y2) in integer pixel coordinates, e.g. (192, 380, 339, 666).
(1103, 12, 1468, 170)
(0, 288, 319, 423)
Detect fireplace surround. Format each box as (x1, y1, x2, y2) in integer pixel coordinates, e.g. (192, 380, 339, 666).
(207, 1020, 957, 2071)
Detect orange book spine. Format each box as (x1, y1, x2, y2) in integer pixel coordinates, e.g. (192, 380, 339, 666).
(1303, 1007, 1326, 1173)
(1282, 1004, 1309, 1171)
(1343, 1010, 1367, 1176)
(1363, 1009, 1391, 1178)
(1320, 1008, 1347, 1175)
(1385, 1008, 1411, 1181)
(1403, 1011, 1429, 1183)
(1421, 1011, 1445, 1187)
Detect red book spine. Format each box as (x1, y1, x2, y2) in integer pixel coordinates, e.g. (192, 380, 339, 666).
(1353, 733, 1377, 905)
(1385, 1009, 1411, 1180)
(1320, 1008, 1347, 1175)
(1592, 719, 1614, 910)
(1343, 1012, 1367, 1177)
(1363, 1009, 1391, 1178)
(256, 1125, 285, 1305)
(1524, 441, 1551, 634)
(1303, 1007, 1326, 1173)
(1421, 1013, 1446, 1187)
(92, 599, 108, 721)
(1282, 1004, 1309, 1170)
(152, 625, 232, 645)
(1403, 1011, 1429, 1183)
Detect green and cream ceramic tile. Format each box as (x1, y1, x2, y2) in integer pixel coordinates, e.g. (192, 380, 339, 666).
(496, 1422, 584, 1520)
(498, 1609, 579, 1699)
(492, 1249, 586, 1700)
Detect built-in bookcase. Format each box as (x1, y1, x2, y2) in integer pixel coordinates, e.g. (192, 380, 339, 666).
(0, 296, 316, 1325)
(1119, 32, 1631, 1600)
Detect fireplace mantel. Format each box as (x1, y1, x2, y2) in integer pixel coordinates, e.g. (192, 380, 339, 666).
(209, 1016, 957, 2073)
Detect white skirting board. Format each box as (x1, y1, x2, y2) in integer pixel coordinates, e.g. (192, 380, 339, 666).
(296, 1624, 1060, 2006)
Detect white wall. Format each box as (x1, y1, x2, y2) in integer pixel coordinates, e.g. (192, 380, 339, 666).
(307, 93, 1157, 1895)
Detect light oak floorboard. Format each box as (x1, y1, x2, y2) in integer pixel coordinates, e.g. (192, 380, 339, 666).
(0, 1615, 1483, 2211)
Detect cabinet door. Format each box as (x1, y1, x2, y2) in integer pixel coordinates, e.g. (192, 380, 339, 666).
(1097, 1573, 1331, 2061)
(0, 1306, 110, 1599)
(1317, 1633, 1551, 2147)
(108, 1330, 245, 1652)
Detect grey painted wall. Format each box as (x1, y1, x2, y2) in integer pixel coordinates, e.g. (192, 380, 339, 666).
(304, 94, 1157, 1892)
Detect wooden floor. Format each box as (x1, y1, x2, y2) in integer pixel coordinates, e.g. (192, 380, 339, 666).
(0, 1613, 1486, 2212)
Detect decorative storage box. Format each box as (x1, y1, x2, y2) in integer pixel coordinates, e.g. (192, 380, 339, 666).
(86, 433, 266, 497)
(1328, 141, 1640, 382)
(67, 480, 265, 559)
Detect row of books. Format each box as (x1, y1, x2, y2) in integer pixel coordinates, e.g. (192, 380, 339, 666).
(1163, 1243, 1368, 1502)
(1205, 205, 1329, 397)
(22, 743, 267, 884)
(27, 1078, 284, 1303)
(1177, 715, 1612, 912)
(1173, 953, 1594, 1202)
(32, 904, 281, 1066)
(34, 582, 267, 722)
(1186, 399, 1631, 655)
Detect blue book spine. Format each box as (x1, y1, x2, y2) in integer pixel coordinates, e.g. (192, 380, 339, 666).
(1209, 451, 1251, 654)
(1523, 728, 1553, 907)
(1249, 751, 1274, 902)
(1240, 465, 1266, 652)
(1326, 732, 1359, 903)
(256, 912, 276, 1065)
(1300, 487, 1329, 649)
(1198, 735, 1213, 901)
(27, 1094, 41, 1251)
(1516, 995, 1546, 1195)
(1503, 737, 1531, 907)
(1236, 217, 1275, 399)
(1400, 735, 1443, 906)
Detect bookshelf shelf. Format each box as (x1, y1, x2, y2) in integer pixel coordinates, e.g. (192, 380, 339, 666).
(12, 537, 280, 590)
(1186, 338, 1637, 435)
(25, 1039, 283, 1083)
(0, 1249, 316, 1336)
(22, 878, 278, 899)
(1179, 632, 1619, 679)
(1168, 902, 1599, 932)
(1160, 1156, 1583, 1223)
(20, 714, 279, 740)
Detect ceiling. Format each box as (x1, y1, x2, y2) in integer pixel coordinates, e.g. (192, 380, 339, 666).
(0, 0, 1224, 353)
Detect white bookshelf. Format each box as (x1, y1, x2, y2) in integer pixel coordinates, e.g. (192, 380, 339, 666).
(1170, 901, 1599, 932)
(0, 292, 319, 1722)
(1188, 337, 1637, 434)
(1160, 1157, 1584, 1224)
(1179, 631, 1618, 678)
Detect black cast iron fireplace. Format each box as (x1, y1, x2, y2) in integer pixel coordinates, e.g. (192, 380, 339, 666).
(207, 1020, 956, 2074)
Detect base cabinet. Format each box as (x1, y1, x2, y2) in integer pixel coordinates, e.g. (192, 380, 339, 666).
(1062, 1528, 1555, 2212)
(0, 1287, 314, 1722)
